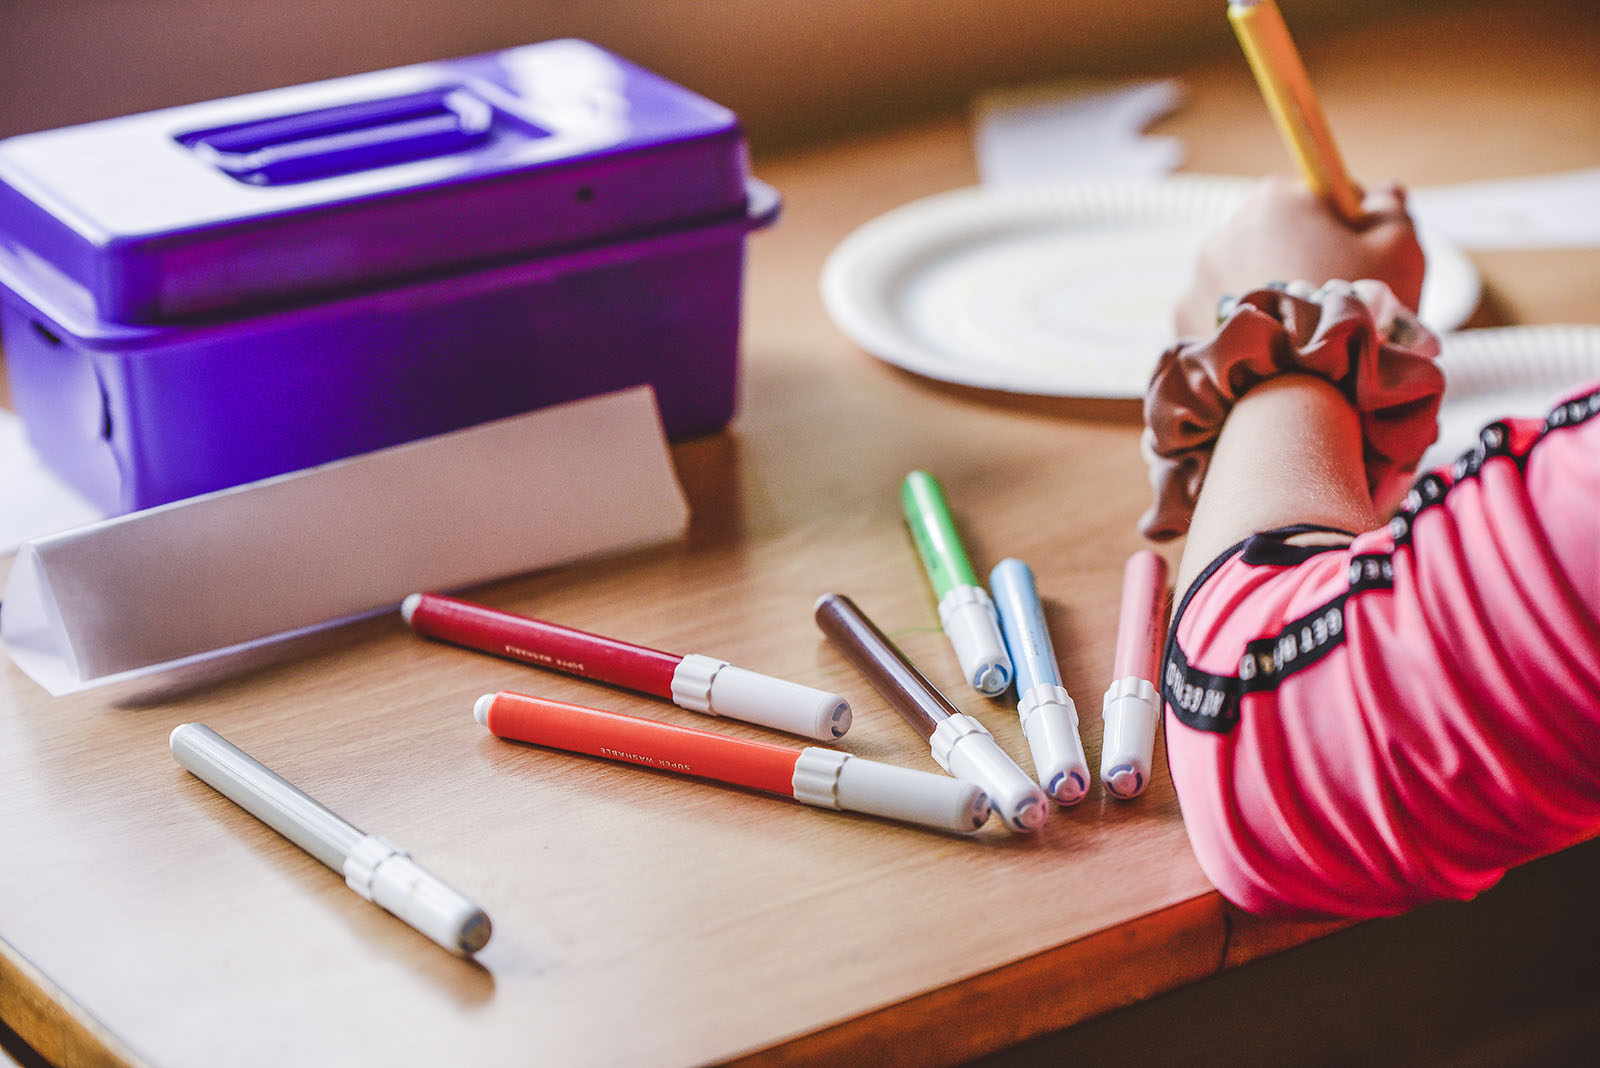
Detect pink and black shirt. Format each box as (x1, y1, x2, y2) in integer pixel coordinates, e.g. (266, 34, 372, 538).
(1164, 378, 1600, 917)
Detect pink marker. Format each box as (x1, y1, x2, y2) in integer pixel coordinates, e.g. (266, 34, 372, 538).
(1100, 551, 1169, 798)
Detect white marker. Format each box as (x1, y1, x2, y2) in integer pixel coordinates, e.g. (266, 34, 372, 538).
(170, 723, 491, 956)
(989, 558, 1091, 805)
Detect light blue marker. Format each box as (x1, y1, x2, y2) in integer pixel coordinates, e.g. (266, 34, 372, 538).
(989, 558, 1091, 805)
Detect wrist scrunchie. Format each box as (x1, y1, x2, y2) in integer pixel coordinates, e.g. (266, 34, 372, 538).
(1139, 279, 1445, 542)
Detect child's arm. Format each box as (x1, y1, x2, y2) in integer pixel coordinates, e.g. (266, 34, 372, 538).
(1166, 384, 1600, 917)
(1174, 373, 1376, 596)
(1148, 179, 1600, 918)
(1169, 178, 1424, 592)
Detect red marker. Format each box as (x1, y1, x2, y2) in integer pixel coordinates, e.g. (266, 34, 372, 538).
(1100, 551, 1170, 798)
(475, 692, 992, 834)
(403, 593, 851, 741)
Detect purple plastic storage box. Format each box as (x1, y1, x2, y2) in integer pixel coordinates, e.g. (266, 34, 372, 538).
(0, 40, 778, 514)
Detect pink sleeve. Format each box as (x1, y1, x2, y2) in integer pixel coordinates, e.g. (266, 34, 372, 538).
(1164, 378, 1600, 918)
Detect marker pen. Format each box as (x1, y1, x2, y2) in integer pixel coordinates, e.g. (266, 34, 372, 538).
(813, 593, 1047, 833)
(403, 592, 850, 741)
(1228, 0, 1363, 223)
(1101, 551, 1170, 799)
(170, 723, 491, 957)
(988, 558, 1090, 805)
(899, 471, 1013, 697)
(475, 692, 992, 834)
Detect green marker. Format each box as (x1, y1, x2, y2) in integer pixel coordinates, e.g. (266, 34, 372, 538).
(900, 471, 1013, 696)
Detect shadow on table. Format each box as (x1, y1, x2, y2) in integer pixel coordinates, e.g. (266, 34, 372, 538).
(962, 833, 1600, 1068)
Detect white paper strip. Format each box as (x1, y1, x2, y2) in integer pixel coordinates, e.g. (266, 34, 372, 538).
(0, 407, 105, 554)
(1411, 169, 1600, 250)
(973, 79, 1186, 187)
(1, 386, 689, 695)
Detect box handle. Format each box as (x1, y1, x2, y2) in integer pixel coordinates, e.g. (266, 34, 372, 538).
(179, 87, 507, 186)
(744, 177, 782, 230)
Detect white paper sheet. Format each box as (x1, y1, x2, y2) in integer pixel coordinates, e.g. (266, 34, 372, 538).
(972, 79, 1186, 187)
(1, 386, 689, 695)
(0, 407, 105, 554)
(974, 78, 1600, 251)
(1410, 168, 1600, 249)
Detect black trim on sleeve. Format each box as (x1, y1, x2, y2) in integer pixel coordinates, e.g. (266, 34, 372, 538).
(1172, 523, 1357, 624)
(1160, 382, 1600, 738)
(1166, 592, 1350, 733)
(1347, 553, 1396, 593)
(1164, 638, 1241, 733)
(1544, 388, 1600, 433)
(1236, 594, 1348, 690)
(1241, 527, 1356, 567)
(1164, 523, 1357, 736)
(1425, 385, 1598, 532)
(1162, 534, 1256, 734)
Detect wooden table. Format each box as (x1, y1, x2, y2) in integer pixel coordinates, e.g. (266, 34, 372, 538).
(3, 2, 1596, 1065)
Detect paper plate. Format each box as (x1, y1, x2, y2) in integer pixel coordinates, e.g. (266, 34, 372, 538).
(1422, 324, 1600, 472)
(821, 175, 1482, 398)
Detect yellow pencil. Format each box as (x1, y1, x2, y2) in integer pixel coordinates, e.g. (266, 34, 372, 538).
(1228, 0, 1364, 222)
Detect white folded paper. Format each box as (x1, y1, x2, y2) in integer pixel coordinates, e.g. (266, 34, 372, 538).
(1, 386, 689, 695)
(0, 407, 104, 553)
(1411, 168, 1600, 250)
(973, 79, 1186, 187)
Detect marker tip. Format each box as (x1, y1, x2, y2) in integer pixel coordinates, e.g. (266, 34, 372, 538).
(400, 593, 422, 625)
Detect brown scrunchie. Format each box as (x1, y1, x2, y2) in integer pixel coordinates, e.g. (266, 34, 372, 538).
(1139, 280, 1445, 542)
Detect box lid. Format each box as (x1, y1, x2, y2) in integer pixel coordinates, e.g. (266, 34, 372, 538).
(0, 40, 751, 323)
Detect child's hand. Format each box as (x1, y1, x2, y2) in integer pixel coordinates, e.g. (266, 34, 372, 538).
(1175, 176, 1425, 337)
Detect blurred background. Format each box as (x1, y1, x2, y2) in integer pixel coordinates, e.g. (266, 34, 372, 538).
(0, 0, 1436, 149)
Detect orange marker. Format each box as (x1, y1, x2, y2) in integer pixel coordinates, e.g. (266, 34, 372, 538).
(475, 692, 992, 834)
(1100, 551, 1170, 798)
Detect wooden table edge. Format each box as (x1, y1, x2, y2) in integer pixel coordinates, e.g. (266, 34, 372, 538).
(1, 883, 1360, 1068)
(1, 936, 151, 1068)
(720, 892, 1234, 1068)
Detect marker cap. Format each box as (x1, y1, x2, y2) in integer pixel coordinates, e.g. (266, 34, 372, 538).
(791, 747, 991, 833)
(936, 586, 1013, 697)
(671, 654, 852, 740)
(1017, 683, 1090, 805)
(399, 592, 422, 625)
(1101, 676, 1160, 799)
(929, 713, 1047, 833)
(343, 834, 492, 956)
